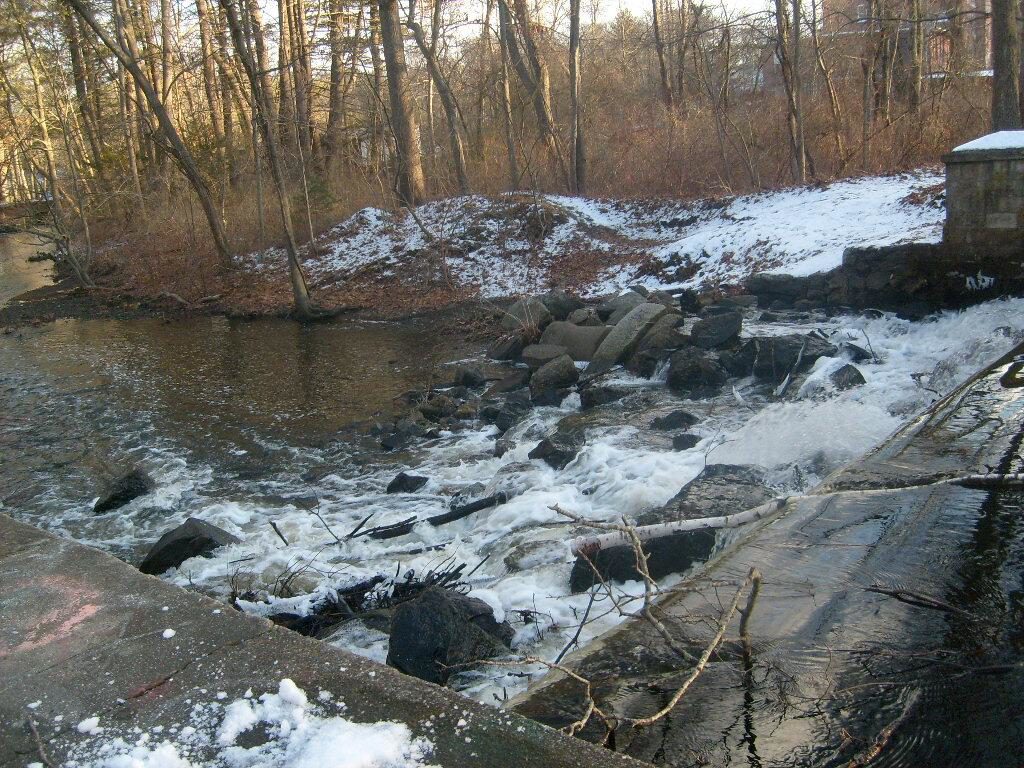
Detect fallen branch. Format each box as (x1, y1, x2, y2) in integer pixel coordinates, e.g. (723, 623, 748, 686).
(568, 498, 788, 557)
(358, 493, 509, 540)
(623, 567, 761, 729)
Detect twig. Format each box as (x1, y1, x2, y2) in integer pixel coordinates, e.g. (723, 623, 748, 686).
(555, 589, 597, 664)
(624, 567, 760, 729)
(269, 521, 289, 547)
(845, 689, 920, 767)
(27, 718, 54, 768)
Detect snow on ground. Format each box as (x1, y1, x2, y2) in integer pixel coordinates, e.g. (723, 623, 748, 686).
(269, 170, 945, 299)
(61, 679, 440, 768)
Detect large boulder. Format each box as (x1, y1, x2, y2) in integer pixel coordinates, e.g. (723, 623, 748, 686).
(579, 384, 630, 410)
(500, 297, 552, 332)
(741, 334, 838, 383)
(94, 469, 155, 514)
(569, 529, 718, 592)
(530, 354, 579, 405)
(666, 347, 728, 397)
(386, 472, 429, 494)
(645, 464, 772, 525)
(540, 321, 610, 362)
(528, 429, 584, 469)
(831, 363, 866, 390)
(567, 307, 603, 326)
(451, 365, 487, 389)
(487, 332, 527, 361)
(540, 288, 583, 320)
(483, 369, 531, 398)
(521, 343, 568, 370)
(386, 587, 514, 684)
(495, 390, 533, 432)
(138, 517, 240, 575)
(690, 311, 742, 349)
(626, 314, 686, 376)
(597, 290, 646, 321)
(587, 303, 668, 376)
(650, 410, 699, 431)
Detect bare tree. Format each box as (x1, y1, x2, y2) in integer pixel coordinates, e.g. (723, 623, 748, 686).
(991, 0, 1022, 130)
(379, 0, 427, 205)
(62, 0, 234, 266)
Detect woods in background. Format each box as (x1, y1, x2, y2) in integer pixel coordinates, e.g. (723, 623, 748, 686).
(0, 0, 1016, 302)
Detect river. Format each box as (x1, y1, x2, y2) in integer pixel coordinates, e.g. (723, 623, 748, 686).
(4, 232, 1024, 718)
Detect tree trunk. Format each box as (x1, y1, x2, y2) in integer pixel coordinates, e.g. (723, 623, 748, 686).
(405, 0, 470, 194)
(324, 0, 347, 167)
(378, 0, 427, 205)
(569, 0, 586, 193)
(63, 0, 234, 266)
(652, 0, 674, 111)
(220, 0, 320, 318)
(497, 0, 568, 188)
(992, 0, 1023, 129)
(498, 16, 520, 190)
(196, 0, 226, 171)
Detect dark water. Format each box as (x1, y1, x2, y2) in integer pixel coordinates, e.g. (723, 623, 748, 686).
(0, 235, 478, 553)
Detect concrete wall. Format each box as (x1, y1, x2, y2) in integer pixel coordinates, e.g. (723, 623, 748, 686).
(943, 148, 1024, 250)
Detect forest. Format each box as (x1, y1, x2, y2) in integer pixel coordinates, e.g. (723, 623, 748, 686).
(0, 0, 1018, 316)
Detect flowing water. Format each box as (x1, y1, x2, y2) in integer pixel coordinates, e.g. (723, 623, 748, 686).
(4, 233, 1024, 740)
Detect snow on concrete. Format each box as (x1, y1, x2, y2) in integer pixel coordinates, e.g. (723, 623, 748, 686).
(275, 170, 944, 299)
(65, 679, 440, 768)
(952, 130, 1024, 152)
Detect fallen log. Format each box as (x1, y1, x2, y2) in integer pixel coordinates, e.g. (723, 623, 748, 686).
(359, 492, 510, 540)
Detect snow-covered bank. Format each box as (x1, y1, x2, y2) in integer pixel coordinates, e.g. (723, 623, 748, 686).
(271, 170, 944, 300)
(60, 679, 441, 768)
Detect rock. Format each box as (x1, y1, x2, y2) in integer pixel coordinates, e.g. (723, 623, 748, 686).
(539, 288, 583, 320)
(495, 390, 533, 432)
(650, 410, 699, 430)
(138, 517, 240, 575)
(597, 290, 645, 321)
(539, 322, 610, 362)
(690, 311, 742, 349)
(643, 464, 772, 525)
(528, 429, 584, 469)
(381, 417, 426, 451)
(420, 395, 457, 421)
(478, 402, 503, 423)
(646, 290, 678, 310)
(666, 348, 728, 397)
(567, 307, 603, 326)
(569, 529, 718, 592)
(521, 343, 568, 369)
(579, 384, 629, 410)
(627, 315, 686, 376)
(750, 334, 838, 383)
(677, 288, 700, 313)
(483, 369, 531, 397)
(454, 402, 478, 420)
(745, 272, 806, 307)
(758, 312, 779, 322)
(487, 332, 527, 361)
(500, 296, 552, 332)
(386, 587, 514, 684)
(94, 469, 155, 514)
(386, 472, 429, 494)
(451, 365, 487, 388)
(587, 303, 668, 376)
(720, 294, 758, 308)
(504, 540, 566, 572)
(672, 433, 701, 451)
(839, 341, 874, 363)
(530, 354, 579, 405)
(831, 363, 866, 390)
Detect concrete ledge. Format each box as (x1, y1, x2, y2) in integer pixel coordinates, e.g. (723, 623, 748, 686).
(0, 516, 641, 768)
